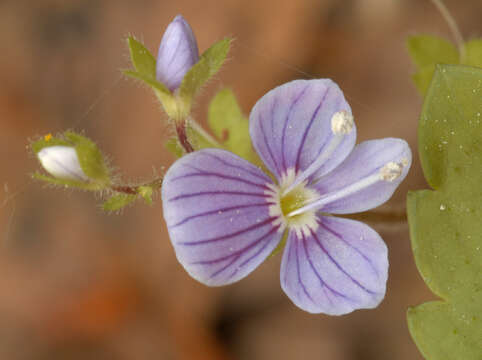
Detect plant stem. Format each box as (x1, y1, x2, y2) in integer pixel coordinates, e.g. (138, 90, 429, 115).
(176, 120, 194, 153)
(430, 0, 466, 61)
(110, 177, 163, 195)
(344, 210, 407, 224)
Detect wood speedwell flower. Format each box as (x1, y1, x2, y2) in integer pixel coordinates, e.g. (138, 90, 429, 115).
(162, 79, 411, 314)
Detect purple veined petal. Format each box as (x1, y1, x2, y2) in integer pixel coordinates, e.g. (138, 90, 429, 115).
(249, 79, 356, 181)
(156, 14, 199, 91)
(280, 216, 388, 315)
(312, 138, 411, 214)
(162, 149, 283, 286)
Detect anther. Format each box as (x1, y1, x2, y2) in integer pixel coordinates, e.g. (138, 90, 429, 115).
(379, 161, 404, 182)
(331, 110, 354, 135)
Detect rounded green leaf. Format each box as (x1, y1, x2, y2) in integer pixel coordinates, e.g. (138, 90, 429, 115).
(407, 64, 482, 360)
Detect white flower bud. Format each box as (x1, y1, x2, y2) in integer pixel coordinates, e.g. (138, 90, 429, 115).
(331, 110, 354, 135)
(37, 146, 89, 181)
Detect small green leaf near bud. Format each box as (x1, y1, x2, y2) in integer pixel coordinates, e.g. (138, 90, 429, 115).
(138, 185, 153, 205)
(179, 38, 232, 109)
(102, 193, 137, 212)
(127, 36, 157, 79)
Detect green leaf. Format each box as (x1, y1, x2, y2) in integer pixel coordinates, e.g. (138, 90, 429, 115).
(407, 35, 459, 96)
(127, 36, 156, 78)
(179, 38, 232, 106)
(64, 132, 110, 184)
(407, 35, 459, 68)
(138, 185, 153, 205)
(207, 88, 262, 164)
(123, 70, 171, 95)
(464, 39, 482, 68)
(102, 193, 137, 212)
(407, 64, 482, 360)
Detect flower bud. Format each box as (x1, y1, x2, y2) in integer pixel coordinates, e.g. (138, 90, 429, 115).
(156, 15, 199, 91)
(37, 145, 89, 181)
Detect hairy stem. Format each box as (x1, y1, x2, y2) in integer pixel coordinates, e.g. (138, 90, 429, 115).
(430, 0, 466, 61)
(110, 177, 163, 195)
(176, 120, 194, 153)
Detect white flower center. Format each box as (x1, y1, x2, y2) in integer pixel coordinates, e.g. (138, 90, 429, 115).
(265, 168, 320, 238)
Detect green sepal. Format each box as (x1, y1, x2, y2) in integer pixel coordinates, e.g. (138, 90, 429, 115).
(179, 38, 232, 110)
(126, 36, 157, 79)
(123, 69, 171, 95)
(102, 193, 137, 212)
(63, 132, 110, 184)
(31, 136, 70, 155)
(124, 36, 181, 117)
(32, 172, 103, 191)
(407, 64, 482, 360)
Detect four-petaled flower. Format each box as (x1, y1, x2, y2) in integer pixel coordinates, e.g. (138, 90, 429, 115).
(156, 14, 199, 92)
(162, 79, 411, 314)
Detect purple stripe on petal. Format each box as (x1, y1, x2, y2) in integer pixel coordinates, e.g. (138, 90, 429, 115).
(171, 202, 268, 228)
(280, 216, 387, 314)
(199, 152, 269, 182)
(162, 149, 282, 286)
(313, 138, 411, 214)
(294, 98, 323, 173)
(281, 85, 310, 170)
(178, 217, 276, 246)
(171, 165, 268, 189)
(250, 79, 356, 182)
(168, 190, 268, 202)
(300, 233, 352, 304)
(311, 229, 376, 295)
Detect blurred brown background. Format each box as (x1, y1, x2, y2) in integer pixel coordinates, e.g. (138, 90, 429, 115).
(0, 0, 480, 359)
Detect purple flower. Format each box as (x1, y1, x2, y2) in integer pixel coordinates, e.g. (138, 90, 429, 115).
(156, 15, 199, 91)
(162, 79, 411, 314)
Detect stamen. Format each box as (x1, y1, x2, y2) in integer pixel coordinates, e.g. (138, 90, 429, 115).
(287, 159, 406, 217)
(331, 110, 354, 135)
(282, 110, 354, 196)
(379, 161, 403, 182)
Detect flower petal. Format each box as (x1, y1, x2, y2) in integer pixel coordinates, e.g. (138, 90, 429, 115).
(313, 138, 411, 214)
(37, 145, 88, 181)
(280, 216, 388, 314)
(249, 79, 355, 180)
(156, 15, 199, 91)
(162, 149, 282, 286)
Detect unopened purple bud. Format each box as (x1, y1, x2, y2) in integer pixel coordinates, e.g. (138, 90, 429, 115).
(156, 15, 199, 91)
